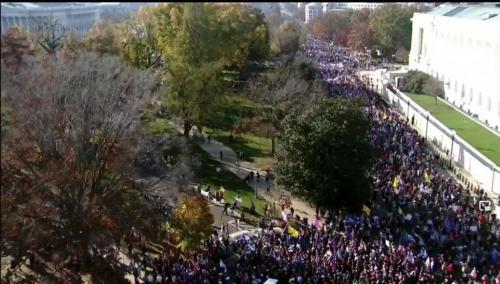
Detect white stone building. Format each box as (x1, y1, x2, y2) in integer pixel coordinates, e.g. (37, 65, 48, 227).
(409, 4, 500, 130)
(1, 2, 101, 38)
(305, 3, 322, 23)
(305, 2, 387, 23)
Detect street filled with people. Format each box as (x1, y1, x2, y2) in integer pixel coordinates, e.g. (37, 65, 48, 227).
(126, 37, 499, 284)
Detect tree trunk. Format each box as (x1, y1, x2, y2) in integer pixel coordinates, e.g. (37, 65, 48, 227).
(271, 132, 276, 156)
(183, 120, 192, 138)
(79, 238, 91, 272)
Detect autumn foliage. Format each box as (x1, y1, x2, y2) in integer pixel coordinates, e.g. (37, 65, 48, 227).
(171, 195, 214, 252)
(0, 27, 34, 71)
(1, 52, 161, 275)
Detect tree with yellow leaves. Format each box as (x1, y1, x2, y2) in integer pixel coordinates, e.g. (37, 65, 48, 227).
(171, 195, 214, 252)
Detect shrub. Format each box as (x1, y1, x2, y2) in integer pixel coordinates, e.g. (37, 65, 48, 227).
(402, 70, 444, 97)
(422, 77, 444, 98)
(401, 70, 428, 93)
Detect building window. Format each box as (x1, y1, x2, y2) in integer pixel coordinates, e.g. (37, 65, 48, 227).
(478, 92, 482, 106)
(461, 85, 465, 99)
(454, 81, 457, 93)
(488, 97, 492, 111)
(417, 28, 424, 56)
(469, 89, 473, 103)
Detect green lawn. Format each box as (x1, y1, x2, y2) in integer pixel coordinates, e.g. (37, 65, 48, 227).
(141, 111, 176, 137)
(193, 144, 267, 222)
(205, 127, 274, 170)
(407, 93, 500, 165)
(206, 93, 275, 169)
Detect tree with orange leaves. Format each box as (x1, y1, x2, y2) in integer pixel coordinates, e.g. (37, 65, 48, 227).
(0, 26, 34, 71)
(1, 52, 162, 278)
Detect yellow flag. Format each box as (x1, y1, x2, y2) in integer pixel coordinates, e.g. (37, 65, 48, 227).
(288, 225, 300, 238)
(398, 207, 404, 216)
(424, 170, 431, 184)
(363, 204, 371, 216)
(393, 176, 399, 188)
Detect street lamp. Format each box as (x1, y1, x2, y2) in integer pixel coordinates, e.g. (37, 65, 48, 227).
(407, 99, 411, 118)
(254, 172, 258, 199)
(425, 111, 430, 140)
(450, 130, 456, 166)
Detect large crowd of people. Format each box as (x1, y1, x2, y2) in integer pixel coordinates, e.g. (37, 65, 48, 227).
(127, 37, 499, 284)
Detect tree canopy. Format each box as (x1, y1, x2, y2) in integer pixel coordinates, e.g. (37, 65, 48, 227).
(171, 195, 214, 252)
(248, 55, 323, 155)
(83, 20, 121, 57)
(308, 4, 420, 58)
(0, 27, 34, 71)
(109, 3, 271, 137)
(270, 20, 301, 56)
(276, 97, 375, 214)
(368, 4, 415, 57)
(1, 53, 162, 275)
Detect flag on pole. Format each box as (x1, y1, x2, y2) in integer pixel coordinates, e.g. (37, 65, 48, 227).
(398, 207, 404, 216)
(362, 204, 371, 216)
(424, 170, 431, 184)
(288, 225, 300, 238)
(393, 176, 399, 189)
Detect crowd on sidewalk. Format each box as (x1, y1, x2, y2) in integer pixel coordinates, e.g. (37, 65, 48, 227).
(124, 37, 499, 284)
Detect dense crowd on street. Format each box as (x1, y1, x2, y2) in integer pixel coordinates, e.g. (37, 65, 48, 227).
(127, 37, 499, 284)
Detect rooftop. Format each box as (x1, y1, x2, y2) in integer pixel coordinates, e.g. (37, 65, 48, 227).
(1, 2, 102, 10)
(425, 3, 500, 22)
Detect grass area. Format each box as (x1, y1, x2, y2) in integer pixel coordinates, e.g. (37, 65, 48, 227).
(205, 128, 274, 169)
(206, 93, 275, 169)
(209, 93, 269, 130)
(407, 93, 500, 165)
(193, 144, 267, 222)
(142, 112, 175, 137)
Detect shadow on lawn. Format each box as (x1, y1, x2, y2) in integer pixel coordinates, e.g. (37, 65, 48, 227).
(207, 132, 270, 163)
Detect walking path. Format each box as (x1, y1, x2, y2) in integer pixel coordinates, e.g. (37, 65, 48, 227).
(171, 123, 319, 221)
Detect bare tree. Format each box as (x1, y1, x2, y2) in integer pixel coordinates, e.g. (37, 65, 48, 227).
(248, 56, 324, 155)
(35, 17, 66, 55)
(1, 53, 163, 277)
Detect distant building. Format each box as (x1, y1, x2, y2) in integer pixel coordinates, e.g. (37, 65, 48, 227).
(305, 3, 322, 23)
(305, 2, 386, 23)
(409, 3, 500, 129)
(1, 2, 101, 38)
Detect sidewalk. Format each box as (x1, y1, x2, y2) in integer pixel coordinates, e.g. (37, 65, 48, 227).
(171, 123, 319, 221)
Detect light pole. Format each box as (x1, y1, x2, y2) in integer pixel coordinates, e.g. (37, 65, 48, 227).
(254, 172, 258, 199)
(449, 130, 456, 166)
(425, 111, 430, 140)
(382, 79, 388, 99)
(407, 100, 411, 118)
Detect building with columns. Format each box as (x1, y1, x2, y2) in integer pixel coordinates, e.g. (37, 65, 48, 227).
(409, 3, 500, 130)
(1, 2, 101, 38)
(305, 3, 322, 23)
(305, 2, 387, 23)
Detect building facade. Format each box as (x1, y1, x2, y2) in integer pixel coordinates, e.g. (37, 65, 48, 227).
(305, 2, 386, 23)
(409, 4, 500, 129)
(1, 2, 101, 38)
(305, 3, 322, 23)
